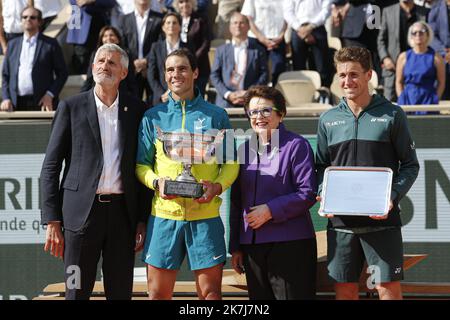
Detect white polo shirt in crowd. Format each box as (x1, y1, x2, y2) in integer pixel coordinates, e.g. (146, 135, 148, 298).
(241, 0, 285, 39)
(135, 8, 150, 59)
(1, 0, 27, 34)
(34, 0, 62, 19)
(116, 0, 136, 15)
(283, 0, 331, 31)
(94, 91, 124, 195)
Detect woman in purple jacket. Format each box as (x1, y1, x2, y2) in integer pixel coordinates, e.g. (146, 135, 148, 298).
(229, 86, 317, 300)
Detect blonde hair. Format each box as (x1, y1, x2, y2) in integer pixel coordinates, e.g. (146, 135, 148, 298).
(407, 21, 434, 48)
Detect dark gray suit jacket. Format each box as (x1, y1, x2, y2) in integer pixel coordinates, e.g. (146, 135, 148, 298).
(429, 0, 450, 57)
(210, 38, 268, 108)
(118, 10, 163, 62)
(40, 90, 151, 232)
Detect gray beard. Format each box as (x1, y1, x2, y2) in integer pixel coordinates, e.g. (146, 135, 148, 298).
(93, 73, 116, 86)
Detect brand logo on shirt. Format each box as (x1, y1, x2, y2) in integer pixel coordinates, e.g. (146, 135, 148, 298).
(370, 117, 387, 123)
(325, 120, 346, 127)
(194, 117, 206, 130)
(411, 141, 416, 150)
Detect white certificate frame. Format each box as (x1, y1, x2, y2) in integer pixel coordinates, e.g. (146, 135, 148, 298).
(318, 166, 393, 217)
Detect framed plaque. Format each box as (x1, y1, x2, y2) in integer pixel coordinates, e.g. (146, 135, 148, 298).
(318, 166, 393, 217)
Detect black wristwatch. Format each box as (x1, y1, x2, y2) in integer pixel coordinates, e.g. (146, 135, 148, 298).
(153, 179, 159, 190)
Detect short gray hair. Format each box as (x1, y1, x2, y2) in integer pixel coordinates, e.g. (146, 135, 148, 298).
(93, 43, 129, 69)
(173, 0, 198, 13)
(407, 21, 434, 48)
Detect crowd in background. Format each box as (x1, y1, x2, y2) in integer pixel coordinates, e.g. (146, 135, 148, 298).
(0, 0, 449, 112)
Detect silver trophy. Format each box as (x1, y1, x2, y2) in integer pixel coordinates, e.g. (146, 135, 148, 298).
(156, 127, 225, 198)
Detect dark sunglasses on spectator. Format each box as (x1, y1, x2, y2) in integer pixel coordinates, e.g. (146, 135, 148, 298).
(247, 106, 279, 118)
(412, 30, 427, 36)
(22, 15, 38, 20)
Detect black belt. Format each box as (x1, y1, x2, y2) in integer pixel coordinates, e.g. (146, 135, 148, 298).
(96, 193, 125, 203)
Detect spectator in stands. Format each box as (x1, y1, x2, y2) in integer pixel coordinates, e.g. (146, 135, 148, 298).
(284, 0, 333, 87)
(429, 0, 450, 100)
(331, 1, 382, 79)
(230, 85, 317, 300)
(0, 0, 30, 54)
(110, 0, 135, 28)
(194, 0, 210, 16)
(173, 0, 211, 96)
(414, 0, 434, 19)
(210, 12, 268, 108)
(214, 0, 244, 39)
(111, 0, 169, 27)
(241, 0, 287, 86)
(147, 12, 190, 106)
(377, 0, 426, 102)
(80, 26, 138, 96)
(396, 21, 445, 113)
(1, 6, 68, 112)
(118, 0, 163, 104)
(33, 0, 62, 31)
(67, 0, 115, 74)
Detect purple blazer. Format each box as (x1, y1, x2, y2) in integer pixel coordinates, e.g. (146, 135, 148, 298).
(229, 123, 317, 253)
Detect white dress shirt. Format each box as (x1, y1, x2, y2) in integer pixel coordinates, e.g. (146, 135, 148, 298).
(135, 9, 150, 59)
(17, 33, 38, 96)
(224, 39, 249, 99)
(116, 0, 136, 15)
(283, 0, 331, 31)
(2, 0, 27, 34)
(241, 0, 285, 39)
(166, 39, 181, 55)
(94, 91, 124, 194)
(181, 16, 191, 43)
(34, 0, 62, 19)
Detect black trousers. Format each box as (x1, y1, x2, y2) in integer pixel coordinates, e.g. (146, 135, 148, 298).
(242, 238, 317, 300)
(63, 195, 135, 300)
(443, 65, 450, 100)
(136, 73, 153, 106)
(291, 26, 332, 87)
(16, 95, 38, 111)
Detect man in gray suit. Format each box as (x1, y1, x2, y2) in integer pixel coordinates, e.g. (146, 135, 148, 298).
(377, 0, 425, 102)
(210, 11, 268, 108)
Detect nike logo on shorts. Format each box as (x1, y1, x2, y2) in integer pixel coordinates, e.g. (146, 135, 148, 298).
(213, 255, 223, 260)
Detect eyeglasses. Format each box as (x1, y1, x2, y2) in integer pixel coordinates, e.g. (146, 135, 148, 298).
(247, 106, 278, 118)
(22, 15, 38, 20)
(411, 29, 427, 36)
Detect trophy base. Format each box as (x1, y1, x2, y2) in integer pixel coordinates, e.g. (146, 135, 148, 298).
(164, 180, 204, 198)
